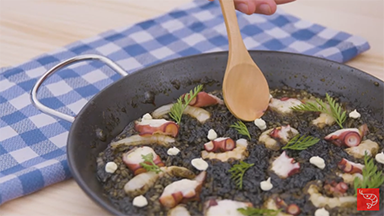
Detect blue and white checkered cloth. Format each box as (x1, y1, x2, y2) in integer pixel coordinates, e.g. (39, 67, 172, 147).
(0, 0, 370, 205)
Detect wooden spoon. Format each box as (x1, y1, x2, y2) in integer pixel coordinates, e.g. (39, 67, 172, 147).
(219, 0, 270, 121)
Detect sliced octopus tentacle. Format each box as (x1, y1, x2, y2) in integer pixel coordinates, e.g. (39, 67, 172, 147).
(201, 139, 248, 162)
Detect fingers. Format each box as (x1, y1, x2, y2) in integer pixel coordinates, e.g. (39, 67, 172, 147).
(209, 0, 295, 15)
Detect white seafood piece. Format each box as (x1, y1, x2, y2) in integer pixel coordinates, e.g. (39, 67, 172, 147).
(124, 166, 195, 197)
(135, 118, 179, 137)
(337, 172, 363, 185)
(259, 125, 299, 150)
(110, 134, 175, 149)
(312, 112, 335, 128)
(204, 199, 253, 216)
(307, 183, 356, 208)
(168, 205, 191, 216)
(159, 171, 206, 208)
(271, 151, 300, 179)
(345, 139, 379, 159)
(151, 103, 210, 123)
(201, 138, 248, 162)
(269, 97, 302, 114)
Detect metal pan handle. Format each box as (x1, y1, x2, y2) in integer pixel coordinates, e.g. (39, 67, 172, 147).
(30, 54, 128, 123)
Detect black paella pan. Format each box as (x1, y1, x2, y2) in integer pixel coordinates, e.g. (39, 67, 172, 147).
(30, 51, 384, 215)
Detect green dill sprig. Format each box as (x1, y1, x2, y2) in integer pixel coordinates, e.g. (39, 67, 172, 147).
(282, 134, 320, 150)
(229, 161, 254, 189)
(353, 152, 384, 196)
(290, 93, 347, 128)
(139, 153, 163, 174)
(237, 207, 281, 216)
(169, 84, 203, 124)
(231, 121, 251, 139)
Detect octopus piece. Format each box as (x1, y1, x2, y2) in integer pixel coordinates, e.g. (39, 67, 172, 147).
(203, 137, 236, 152)
(151, 103, 210, 123)
(182, 91, 223, 107)
(345, 139, 379, 159)
(259, 125, 299, 150)
(337, 172, 363, 185)
(263, 197, 297, 216)
(159, 171, 206, 208)
(271, 151, 300, 179)
(338, 158, 364, 174)
(110, 134, 175, 149)
(324, 124, 368, 147)
(312, 112, 335, 128)
(122, 146, 164, 175)
(124, 166, 195, 197)
(323, 181, 349, 197)
(203, 198, 253, 216)
(269, 97, 303, 114)
(135, 118, 179, 137)
(201, 138, 248, 162)
(168, 205, 191, 216)
(307, 182, 356, 208)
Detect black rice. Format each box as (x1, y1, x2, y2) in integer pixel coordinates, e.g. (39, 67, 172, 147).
(96, 87, 384, 216)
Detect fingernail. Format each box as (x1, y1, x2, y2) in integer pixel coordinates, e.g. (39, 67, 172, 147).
(259, 4, 271, 15)
(237, 3, 249, 14)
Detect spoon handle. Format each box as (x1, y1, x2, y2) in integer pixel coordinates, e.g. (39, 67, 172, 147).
(219, 0, 250, 65)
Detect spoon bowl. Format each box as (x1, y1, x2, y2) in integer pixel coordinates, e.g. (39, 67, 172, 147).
(219, 0, 270, 121)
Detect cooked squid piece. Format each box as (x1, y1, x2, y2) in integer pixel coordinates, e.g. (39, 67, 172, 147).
(201, 138, 249, 162)
(168, 205, 191, 216)
(122, 146, 164, 175)
(259, 125, 299, 150)
(345, 139, 379, 159)
(203, 137, 236, 152)
(182, 91, 223, 107)
(324, 124, 368, 147)
(338, 158, 364, 174)
(307, 182, 356, 208)
(135, 118, 179, 137)
(124, 166, 195, 197)
(203, 198, 253, 216)
(271, 151, 300, 179)
(151, 103, 210, 123)
(312, 112, 335, 128)
(269, 97, 302, 114)
(337, 172, 363, 185)
(110, 134, 175, 149)
(159, 171, 206, 208)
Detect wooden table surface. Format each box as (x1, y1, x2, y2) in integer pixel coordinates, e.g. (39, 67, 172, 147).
(0, 0, 383, 215)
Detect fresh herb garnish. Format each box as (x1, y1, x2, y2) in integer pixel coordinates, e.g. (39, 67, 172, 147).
(290, 93, 347, 128)
(229, 161, 254, 189)
(169, 84, 203, 124)
(282, 134, 320, 150)
(231, 121, 251, 139)
(237, 207, 281, 216)
(353, 152, 384, 196)
(139, 153, 163, 174)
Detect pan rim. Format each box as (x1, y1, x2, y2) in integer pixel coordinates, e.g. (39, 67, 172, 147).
(67, 50, 384, 215)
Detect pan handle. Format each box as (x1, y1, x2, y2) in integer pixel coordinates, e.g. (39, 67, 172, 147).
(30, 54, 129, 123)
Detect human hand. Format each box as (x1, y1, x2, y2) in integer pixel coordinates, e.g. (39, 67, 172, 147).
(209, 0, 295, 15)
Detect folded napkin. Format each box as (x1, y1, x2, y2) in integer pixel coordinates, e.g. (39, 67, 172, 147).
(0, 0, 370, 205)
